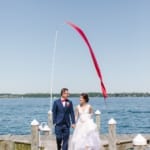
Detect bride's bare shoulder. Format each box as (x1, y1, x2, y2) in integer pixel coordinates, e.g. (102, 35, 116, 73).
(76, 104, 80, 109)
(88, 104, 93, 111)
(88, 104, 92, 108)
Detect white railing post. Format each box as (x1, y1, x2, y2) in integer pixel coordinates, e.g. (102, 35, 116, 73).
(31, 119, 39, 150)
(108, 118, 117, 150)
(133, 134, 147, 150)
(95, 110, 101, 134)
(48, 110, 53, 134)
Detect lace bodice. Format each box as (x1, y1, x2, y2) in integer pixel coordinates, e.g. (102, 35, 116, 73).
(77, 104, 91, 114)
(77, 104, 92, 122)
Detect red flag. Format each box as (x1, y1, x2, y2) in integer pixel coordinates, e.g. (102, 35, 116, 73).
(67, 22, 107, 99)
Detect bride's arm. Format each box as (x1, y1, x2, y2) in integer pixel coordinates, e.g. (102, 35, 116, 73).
(89, 105, 94, 117)
(75, 106, 79, 122)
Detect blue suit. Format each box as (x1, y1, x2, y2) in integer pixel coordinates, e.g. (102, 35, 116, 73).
(52, 99, 75, 150)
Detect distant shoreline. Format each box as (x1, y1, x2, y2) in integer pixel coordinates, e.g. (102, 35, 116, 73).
(0, 92, 150, 98)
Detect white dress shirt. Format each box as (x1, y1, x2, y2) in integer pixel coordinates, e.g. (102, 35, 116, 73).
(61, 98, 66, 107)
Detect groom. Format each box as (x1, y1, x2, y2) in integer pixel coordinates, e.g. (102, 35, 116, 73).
(52, 88, 75, 150)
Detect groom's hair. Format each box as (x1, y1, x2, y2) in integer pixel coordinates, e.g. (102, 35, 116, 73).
(60, 88, 69, 96)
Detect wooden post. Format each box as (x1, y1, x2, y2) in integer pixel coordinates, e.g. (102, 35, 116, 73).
(133, 134, 147, 150)
(31, 119, 39, 150)
(108, 118, 117, 150)
(48, 110, 53, 134)
(95, 110, 101, 133)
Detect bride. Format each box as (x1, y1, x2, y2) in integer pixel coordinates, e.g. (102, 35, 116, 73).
(70, 93, 101, 150)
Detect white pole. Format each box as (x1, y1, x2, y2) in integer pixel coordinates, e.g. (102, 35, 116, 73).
(95, 110, 101, 134)
(31, 119, 39, 150)
(108, 118, 117, 150)
(50, 30, 58, 110)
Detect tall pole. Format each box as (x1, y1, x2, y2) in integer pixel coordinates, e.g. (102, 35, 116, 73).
(50, 30, 58, 110)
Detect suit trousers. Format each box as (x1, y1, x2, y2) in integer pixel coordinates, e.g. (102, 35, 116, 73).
(55, 124, 70, 150)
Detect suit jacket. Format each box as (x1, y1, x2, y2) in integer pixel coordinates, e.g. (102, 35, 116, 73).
(52, 99, 75, 127)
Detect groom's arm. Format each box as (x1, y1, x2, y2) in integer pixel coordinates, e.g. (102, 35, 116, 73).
(70, 101, 75, 125)
(52, 101, 57, 124)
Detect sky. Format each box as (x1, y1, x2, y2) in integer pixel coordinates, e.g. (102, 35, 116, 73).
(0, 0, 150, 94)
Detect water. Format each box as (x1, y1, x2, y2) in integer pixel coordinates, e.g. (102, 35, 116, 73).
(0, 97, 150, 135)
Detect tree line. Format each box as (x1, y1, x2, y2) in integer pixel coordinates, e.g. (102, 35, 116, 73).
(0, 92, 150, 98)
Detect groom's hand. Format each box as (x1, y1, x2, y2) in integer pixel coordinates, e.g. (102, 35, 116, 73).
(71, 124, 75, 129)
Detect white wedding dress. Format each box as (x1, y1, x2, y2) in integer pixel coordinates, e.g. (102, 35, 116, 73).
(70, 104, 101, 150)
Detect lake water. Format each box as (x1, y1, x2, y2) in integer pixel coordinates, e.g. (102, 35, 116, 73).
(0, 97, 150, 135)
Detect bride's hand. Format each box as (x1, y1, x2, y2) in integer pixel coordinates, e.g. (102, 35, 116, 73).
(71, 124, 76, 129)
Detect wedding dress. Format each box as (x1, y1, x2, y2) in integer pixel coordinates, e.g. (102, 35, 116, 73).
(70, 104, 101, 150)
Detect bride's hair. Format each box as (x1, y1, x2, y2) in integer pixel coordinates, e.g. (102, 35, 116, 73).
(80, 93, 89, 103)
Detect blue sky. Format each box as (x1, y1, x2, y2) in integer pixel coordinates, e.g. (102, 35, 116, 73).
(0, 0, 150, 94)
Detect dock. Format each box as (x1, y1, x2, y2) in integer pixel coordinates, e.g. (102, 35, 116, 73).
(0, 134, 150, 150)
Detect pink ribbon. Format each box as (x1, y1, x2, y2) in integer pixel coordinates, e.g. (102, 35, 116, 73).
(67, 22, 107, 99)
